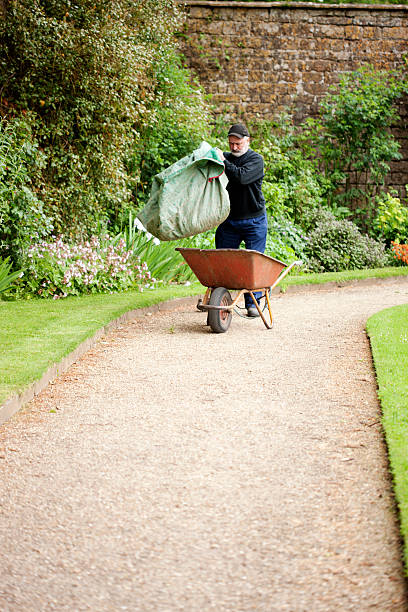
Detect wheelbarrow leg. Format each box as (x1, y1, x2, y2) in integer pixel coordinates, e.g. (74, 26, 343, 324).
(197, 287, 211, 310)
(197, 288, 212, 325)
(247, 289, 273, 329)
(265, 288, 274, 328)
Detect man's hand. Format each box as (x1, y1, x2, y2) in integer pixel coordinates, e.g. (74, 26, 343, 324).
(215, 147, 225, 161)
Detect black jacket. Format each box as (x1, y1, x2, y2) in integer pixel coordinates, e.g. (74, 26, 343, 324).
(223, 149, 266, 220)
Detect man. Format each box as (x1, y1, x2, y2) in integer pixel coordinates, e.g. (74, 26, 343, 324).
(215, 123, 267, 317)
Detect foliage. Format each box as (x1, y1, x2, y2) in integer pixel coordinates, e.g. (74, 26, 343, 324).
(372, 192, 408, 245)
(240, 67, 408, 234)
(0, 257, 22, 294)
(250, 117, 324, 225)
(303, 209, 389, 272)
(0, 0, 209, 236)
(128, 51, 211, 207)
(309, 66, 407, 227)
(19, 235, 155, 299)
(129, 233, 197, 284)
(3, 22, 406, 286)
(117, 213, 197, 284)
(126, 225, 218, 284)
(8, 211, 214, 299)
(0, 117, 53, 261)
(265, 214, 308, 264)
(182, 229, 216, 250)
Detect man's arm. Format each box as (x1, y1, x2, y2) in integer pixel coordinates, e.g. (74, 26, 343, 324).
(223, 153, 264, 186)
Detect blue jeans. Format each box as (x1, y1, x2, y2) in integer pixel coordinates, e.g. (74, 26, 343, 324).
(215, 213, 268, 309)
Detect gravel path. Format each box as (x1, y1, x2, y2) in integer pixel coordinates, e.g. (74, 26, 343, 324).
(1, 278, 408, 611)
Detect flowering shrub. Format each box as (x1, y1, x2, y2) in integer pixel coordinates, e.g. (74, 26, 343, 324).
(22, 235, 155, 298)
(392, 242, 408, 265)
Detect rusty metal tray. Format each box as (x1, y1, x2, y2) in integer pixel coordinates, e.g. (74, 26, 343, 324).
(176, 247, 287, 290)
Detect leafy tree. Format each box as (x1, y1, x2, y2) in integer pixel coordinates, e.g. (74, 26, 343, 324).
(0, 0, 210, 237)
(127, 49, 211, 211)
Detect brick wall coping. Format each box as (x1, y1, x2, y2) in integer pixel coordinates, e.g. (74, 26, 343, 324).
(183, 1, 408, 11)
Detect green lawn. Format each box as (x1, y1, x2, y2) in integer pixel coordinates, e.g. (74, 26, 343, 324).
(280, 265, 408, 291)
(0, 283, 203, 405)
(367, 304, 408, 572)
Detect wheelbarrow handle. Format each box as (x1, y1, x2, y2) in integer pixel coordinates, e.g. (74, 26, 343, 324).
(269, 260, 302, 292)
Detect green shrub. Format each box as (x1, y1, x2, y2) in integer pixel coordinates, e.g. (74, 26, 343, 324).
(0, 117, 53, 261)
(115, 213, 199, 284)
(265, 214, 308, 264)
(250, 117, 324, 224)
(304, 209, 389, 272)
(182, 229, 216, 250)
(0, 0, 209, 235)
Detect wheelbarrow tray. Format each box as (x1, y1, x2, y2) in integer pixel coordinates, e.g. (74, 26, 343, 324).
(176, 248, 287, 290)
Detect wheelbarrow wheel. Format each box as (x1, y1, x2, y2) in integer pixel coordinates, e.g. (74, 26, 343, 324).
(208, 287, 232, 333)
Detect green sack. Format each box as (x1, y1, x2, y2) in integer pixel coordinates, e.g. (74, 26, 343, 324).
(137, 141, 230, 241)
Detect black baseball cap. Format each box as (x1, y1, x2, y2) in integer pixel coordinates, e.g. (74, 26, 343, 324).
(228, 123, 250, 138)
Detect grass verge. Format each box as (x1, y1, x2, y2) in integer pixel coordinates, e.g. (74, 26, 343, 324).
(0, 282, 203, 405)
(280, 265, 408, 291)
(367, 304, 408, 573)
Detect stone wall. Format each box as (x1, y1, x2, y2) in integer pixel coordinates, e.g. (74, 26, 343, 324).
(180, 1, 408, 195)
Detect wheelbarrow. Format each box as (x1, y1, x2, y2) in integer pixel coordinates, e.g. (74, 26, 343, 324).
(176, 247, 301, 333)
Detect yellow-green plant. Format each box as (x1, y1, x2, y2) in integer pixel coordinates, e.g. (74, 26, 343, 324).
(373, 192, 408, 245)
